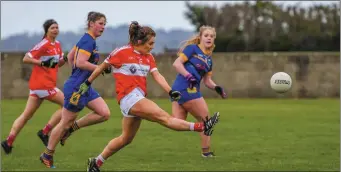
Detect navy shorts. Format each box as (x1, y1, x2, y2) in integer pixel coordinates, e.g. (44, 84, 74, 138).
(172, 87, 202, 105)
(63, 82, 100, 113)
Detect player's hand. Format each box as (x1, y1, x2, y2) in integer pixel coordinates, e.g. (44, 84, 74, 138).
(185, 73, 197, 89)
(41, 58, 58, 68)
(78, 80, 91, 95)
(102, 66, 112, 76)
(215, 86, 227, 99)
(63, 55, 68, 62)
(169, 90, 181, 101)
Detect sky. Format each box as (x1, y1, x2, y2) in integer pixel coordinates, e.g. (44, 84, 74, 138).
(1, 1, 338, 39)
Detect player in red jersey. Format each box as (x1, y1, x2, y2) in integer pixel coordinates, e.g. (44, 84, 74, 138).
(81, 21, 220, 172)
(1, 19, 67, 154)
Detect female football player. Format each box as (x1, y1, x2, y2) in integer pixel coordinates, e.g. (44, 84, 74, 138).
(39, 11, 111, 168)
(171, 26, 227, 157)
(82, 21, 220, 172)
(1, 19, 67, 154)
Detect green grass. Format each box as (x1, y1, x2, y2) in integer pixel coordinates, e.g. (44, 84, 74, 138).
(1, 99, 340, 171)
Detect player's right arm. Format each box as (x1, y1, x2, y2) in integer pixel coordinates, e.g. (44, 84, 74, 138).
(75, 40, 97, 71)
(172, 45, 194, 77)
(86, 48, 122, 84)
(66, 46, 76, 67)
(23, 40, 48, 66)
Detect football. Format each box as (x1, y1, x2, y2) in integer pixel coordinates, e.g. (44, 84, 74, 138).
(270, 72, 292, 93)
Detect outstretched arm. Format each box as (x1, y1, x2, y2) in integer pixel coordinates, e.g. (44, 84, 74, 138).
(87, 62, 110, 83)
(151, 70, 181, 101)
(151, 70, 172, 93)
(203, 73, 217, 89)
(203, 74, 227, 99)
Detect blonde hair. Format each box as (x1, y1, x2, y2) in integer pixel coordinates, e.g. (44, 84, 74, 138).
(178, 25, 216, 56)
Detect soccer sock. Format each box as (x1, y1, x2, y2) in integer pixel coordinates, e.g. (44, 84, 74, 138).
(202, 147, 210, 153)
(43, 148, 55, 159)
(69, 121, 80, 134)
(6, 134, 16, 146)
(96, 154, 105, 167)
(190, 122, 204, 132)
(42, 124, 53, 135)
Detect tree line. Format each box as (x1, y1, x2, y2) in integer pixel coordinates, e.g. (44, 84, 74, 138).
(184, 1, 340, 52)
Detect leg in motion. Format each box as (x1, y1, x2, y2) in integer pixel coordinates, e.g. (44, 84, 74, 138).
(2, 96, 43, 154)
(37, 91, 64, 146)
(87, 117, 141, 171)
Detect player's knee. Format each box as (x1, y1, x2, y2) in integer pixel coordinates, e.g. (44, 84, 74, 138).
(100, 109, 110, 121)
(61, 118, 74, 130)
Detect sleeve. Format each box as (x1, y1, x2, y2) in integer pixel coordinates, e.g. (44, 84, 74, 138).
(149, 54, 157, 72)
(77, 38, 94, 57)
(179, 45, 194, 62)
(26, 40, 48, 59)
(104, 48, 123, 68)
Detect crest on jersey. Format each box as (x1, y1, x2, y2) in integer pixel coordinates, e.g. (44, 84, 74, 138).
(207, 58, 212, 67)
(129, 65, 137, 74)
(196, 64, 205, 70)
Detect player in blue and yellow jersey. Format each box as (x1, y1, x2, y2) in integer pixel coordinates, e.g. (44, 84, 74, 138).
(39, 11, 111, 168)
(171, 26, 227, 158)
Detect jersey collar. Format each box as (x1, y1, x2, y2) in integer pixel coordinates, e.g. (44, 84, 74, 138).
(197, 44, 210, 55)
(129, 44, 141, 54)
(87, 31, 96, 39)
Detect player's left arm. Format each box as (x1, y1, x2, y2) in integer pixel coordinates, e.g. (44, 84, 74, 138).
(203, 72, 227, 99)
(151, 70, 172, 93)
(58, 51, 66, 67)
(203, 72, 216, 89)
(150, 55, 181, 100)
(149, 54, 171, 93)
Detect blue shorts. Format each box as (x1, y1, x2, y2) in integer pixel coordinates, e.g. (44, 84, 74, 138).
(63, 82, 100, 113)
(172, 87, 202, 105)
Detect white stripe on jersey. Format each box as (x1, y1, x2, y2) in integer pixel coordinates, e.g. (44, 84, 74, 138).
(32, 39, 49, 51)
(113, 63, 150, 77)
(105, 45, 131, 62)
(109, 45, 131, 57)
(40, 55, 60, 61)
(27, 52, 34, 58)
(150, 68, 157, 72)
(27, 39, 49, 58)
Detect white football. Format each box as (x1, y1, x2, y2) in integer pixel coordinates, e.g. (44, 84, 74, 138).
(270, 72, 292, 93)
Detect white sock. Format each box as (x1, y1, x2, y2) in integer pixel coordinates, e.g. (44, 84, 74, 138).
(189, 122, 194, 131)
(96, 154, 105, 163)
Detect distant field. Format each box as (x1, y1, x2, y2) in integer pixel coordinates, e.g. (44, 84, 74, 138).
(1, 98, 339, 171)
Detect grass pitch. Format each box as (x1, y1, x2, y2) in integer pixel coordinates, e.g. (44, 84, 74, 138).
(1, 98, 339, 171)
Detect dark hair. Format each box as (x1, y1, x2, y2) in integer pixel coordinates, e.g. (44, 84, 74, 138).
(87, 11, 106, 29)
(43, 19, 58, 39)
(129, 21, 156, 45)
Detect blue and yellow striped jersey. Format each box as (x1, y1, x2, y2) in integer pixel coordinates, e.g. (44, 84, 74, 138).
(172, 44, 213, 91)
(68, 32, 100, 86)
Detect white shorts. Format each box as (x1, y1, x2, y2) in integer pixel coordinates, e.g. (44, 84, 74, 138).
(29, 87, 60, 99)
(119, 87, 145, 118)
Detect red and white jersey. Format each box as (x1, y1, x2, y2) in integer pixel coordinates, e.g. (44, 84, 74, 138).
(104, 44, 157, 103)
(27, 38, 63, 90)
